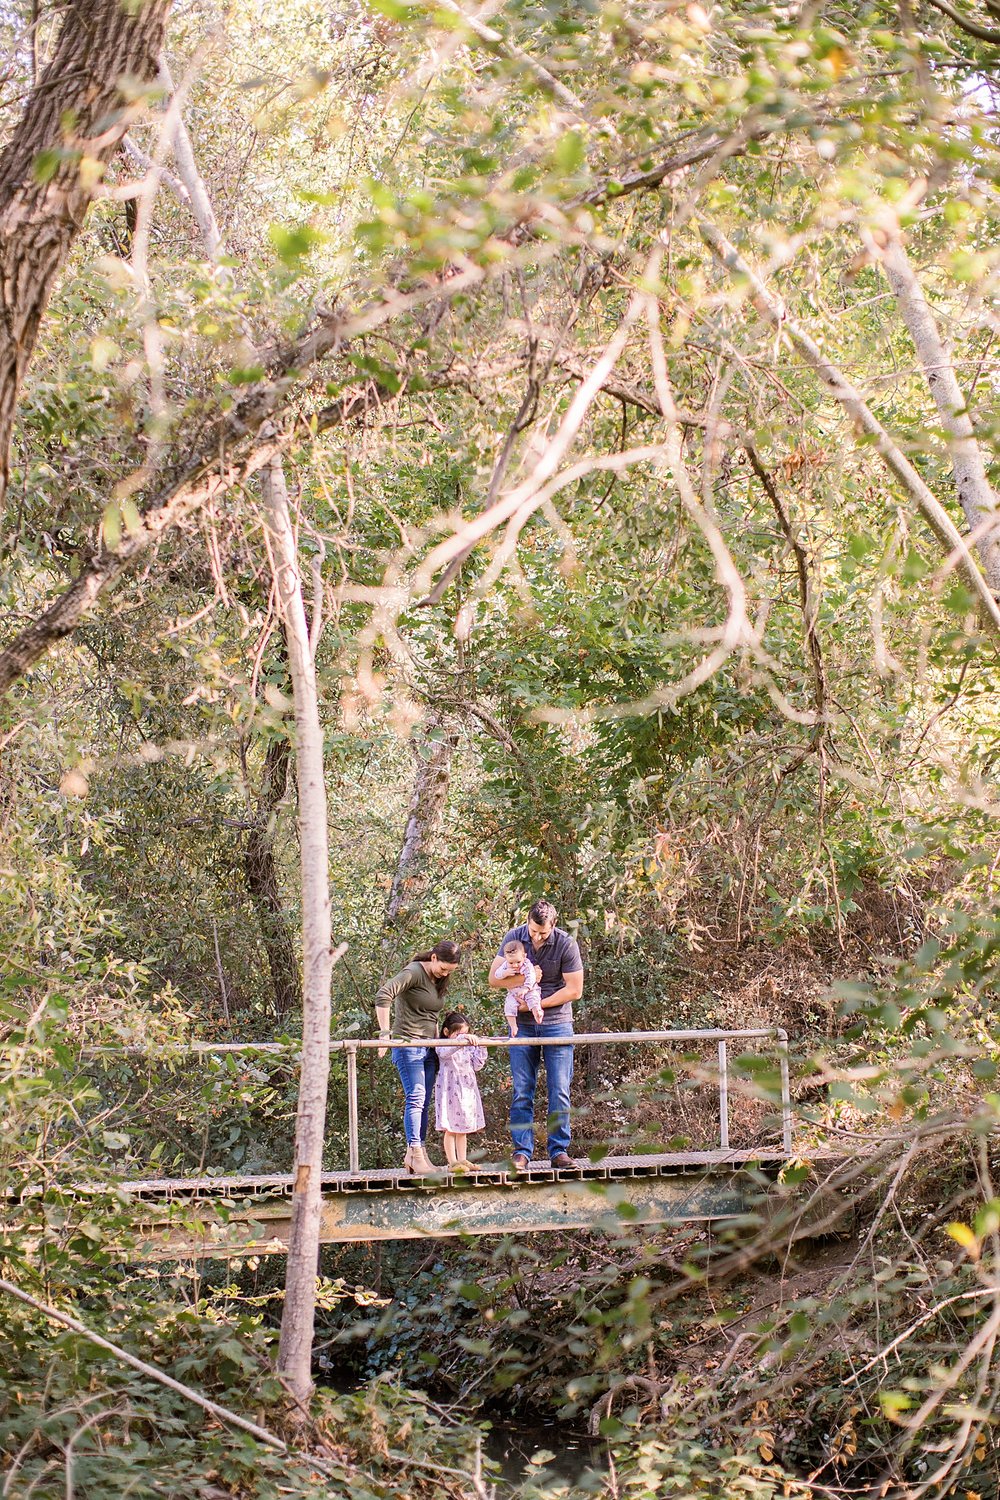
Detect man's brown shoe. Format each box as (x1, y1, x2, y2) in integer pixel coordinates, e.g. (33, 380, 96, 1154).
(550, 1152, 575, 1170)
(511, 1153, 530, 1172)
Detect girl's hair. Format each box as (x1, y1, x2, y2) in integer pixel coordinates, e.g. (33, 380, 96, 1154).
(412, 938, 462, 996)
(440, 1009, 469, 1037)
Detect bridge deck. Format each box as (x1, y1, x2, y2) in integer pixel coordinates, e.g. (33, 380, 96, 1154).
(119, 1149, 792, 1201)
(5, 1152, 810, 1258)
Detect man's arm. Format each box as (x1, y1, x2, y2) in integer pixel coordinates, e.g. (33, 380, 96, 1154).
(489, 954, 525, 990)
(540, 967, 584, 1009)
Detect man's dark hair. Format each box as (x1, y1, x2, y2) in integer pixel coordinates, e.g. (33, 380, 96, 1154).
(528, 899, 557, 927)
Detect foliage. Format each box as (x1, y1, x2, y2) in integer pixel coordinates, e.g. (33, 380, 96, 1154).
(9, 0, 1000, 1493)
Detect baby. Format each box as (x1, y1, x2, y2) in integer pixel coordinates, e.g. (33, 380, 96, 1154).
(496, 938, 544, 1036)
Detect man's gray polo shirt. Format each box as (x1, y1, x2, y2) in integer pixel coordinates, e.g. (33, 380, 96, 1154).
(497, 924, 583, 1026)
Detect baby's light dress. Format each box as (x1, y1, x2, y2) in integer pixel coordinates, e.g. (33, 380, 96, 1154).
(434, 1041, 487, 1133)
(497, 955, 544, 1022)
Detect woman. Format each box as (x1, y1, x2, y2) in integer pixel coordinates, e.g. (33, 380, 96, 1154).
(375, 938, 461, 1173)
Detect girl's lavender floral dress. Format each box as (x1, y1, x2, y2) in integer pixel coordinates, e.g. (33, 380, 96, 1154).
(434, 1041, 487, 1133)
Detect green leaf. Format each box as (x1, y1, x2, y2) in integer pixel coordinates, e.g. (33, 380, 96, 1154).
(32, 148, 62, 184)
(227, 364, 265, 386)
(102, 502, 121, 551)
(554, 131, 585, 173)
(268, 222, 325, 266)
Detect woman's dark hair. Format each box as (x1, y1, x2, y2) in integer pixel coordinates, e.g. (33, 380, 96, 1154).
(440, 1009, 469, 1037)
(412, 938, 462, 995)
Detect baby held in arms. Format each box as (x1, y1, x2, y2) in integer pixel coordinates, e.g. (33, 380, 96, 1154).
(496, 938, 544, 1036)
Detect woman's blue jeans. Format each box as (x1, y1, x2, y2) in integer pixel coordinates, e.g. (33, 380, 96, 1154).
(392, 1045, 438, 1146)
(509, 1014, 574, 1160)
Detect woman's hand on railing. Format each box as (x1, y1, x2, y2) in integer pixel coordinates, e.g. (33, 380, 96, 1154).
(378, 1031, 391, 1060)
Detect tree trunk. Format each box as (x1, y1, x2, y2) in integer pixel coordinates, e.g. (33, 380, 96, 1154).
(0, 0, 171, 500)
(878, 229, 1000, 594)
(154, 92, 332, 1403)
(244, 735, 302, 1020)
(263, 455, 335, 1406)
(383, 712, 459, 959)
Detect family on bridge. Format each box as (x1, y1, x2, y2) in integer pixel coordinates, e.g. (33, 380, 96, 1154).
(374, 900, 584, 1175)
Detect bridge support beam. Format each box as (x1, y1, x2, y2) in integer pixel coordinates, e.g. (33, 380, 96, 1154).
(131, 1172, 765, 1260)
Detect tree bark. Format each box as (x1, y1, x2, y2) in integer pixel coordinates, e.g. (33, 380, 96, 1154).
(263, 455, 335, 1405)
(877, 229, 1000, 593)
(383, 712, 460, 959)
(244, 735, 302, 1020)
(0, 0, 171, 500)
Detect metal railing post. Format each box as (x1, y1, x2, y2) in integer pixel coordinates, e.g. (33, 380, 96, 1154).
(776, 1028, 792, 1156)
(345, 1042, 360, 1174)
(717, 1038, 729, 1151)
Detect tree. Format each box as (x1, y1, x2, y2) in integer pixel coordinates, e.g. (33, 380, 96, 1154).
(0, 0, 171, 498)
(383, 711, 460, 959)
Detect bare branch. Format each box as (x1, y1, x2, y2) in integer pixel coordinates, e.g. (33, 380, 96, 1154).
(0, 378, 393, 696)
(413, 290, 645, 599)
(422, 0, 591, 120)
(743, 441, 829, 725)
(927, 0, 1000, 43)
(872, 223, 1000, 591)
(0, 1277, 293, 1456)
(698, 216, 1000, 635)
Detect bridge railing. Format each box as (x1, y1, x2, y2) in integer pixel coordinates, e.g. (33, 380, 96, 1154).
(337, 1028, 792, 1174)
(62, 1027, 792, 1177)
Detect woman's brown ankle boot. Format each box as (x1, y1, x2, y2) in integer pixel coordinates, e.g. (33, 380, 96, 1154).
(403, 1145, 414, 1173)
(410, 1144, 435, 1174)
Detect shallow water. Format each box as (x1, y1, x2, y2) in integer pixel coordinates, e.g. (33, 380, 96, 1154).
(481, 1416, 608, 1490)
(317, 1365, 608, 1492)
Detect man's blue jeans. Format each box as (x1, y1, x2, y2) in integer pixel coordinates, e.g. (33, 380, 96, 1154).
(509, 1014, 574, 1160)
(392, 1045, 438, 1146)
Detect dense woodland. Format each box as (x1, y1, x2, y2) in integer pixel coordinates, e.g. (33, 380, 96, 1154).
(7, 0, 1000, 1495)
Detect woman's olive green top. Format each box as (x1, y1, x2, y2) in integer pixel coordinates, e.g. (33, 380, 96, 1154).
(376, 960, 447, 1041)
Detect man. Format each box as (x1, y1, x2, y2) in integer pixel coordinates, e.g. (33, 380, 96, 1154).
(488, 898, 584, 1171)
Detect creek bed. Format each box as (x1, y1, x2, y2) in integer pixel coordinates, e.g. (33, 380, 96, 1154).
(481, 1416, 608, 1490)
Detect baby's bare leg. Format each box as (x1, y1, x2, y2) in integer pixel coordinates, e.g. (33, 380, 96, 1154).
(443, 1131, 459, 1165)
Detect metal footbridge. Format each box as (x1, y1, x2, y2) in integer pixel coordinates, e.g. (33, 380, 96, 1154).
(101, 1028, 795, 1258)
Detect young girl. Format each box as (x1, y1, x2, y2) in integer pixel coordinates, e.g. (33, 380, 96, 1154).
(434, 1010, 488, 1172)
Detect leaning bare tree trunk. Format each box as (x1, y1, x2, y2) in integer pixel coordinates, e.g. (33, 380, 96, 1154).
(877, 228, 1000, 594)
(262, 456, 335, 1405)
(383, 712, 459, 958)
(244, 735, 302, 1019)
(0, 0, 171, 500)
(698, 218, 1000, 634)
